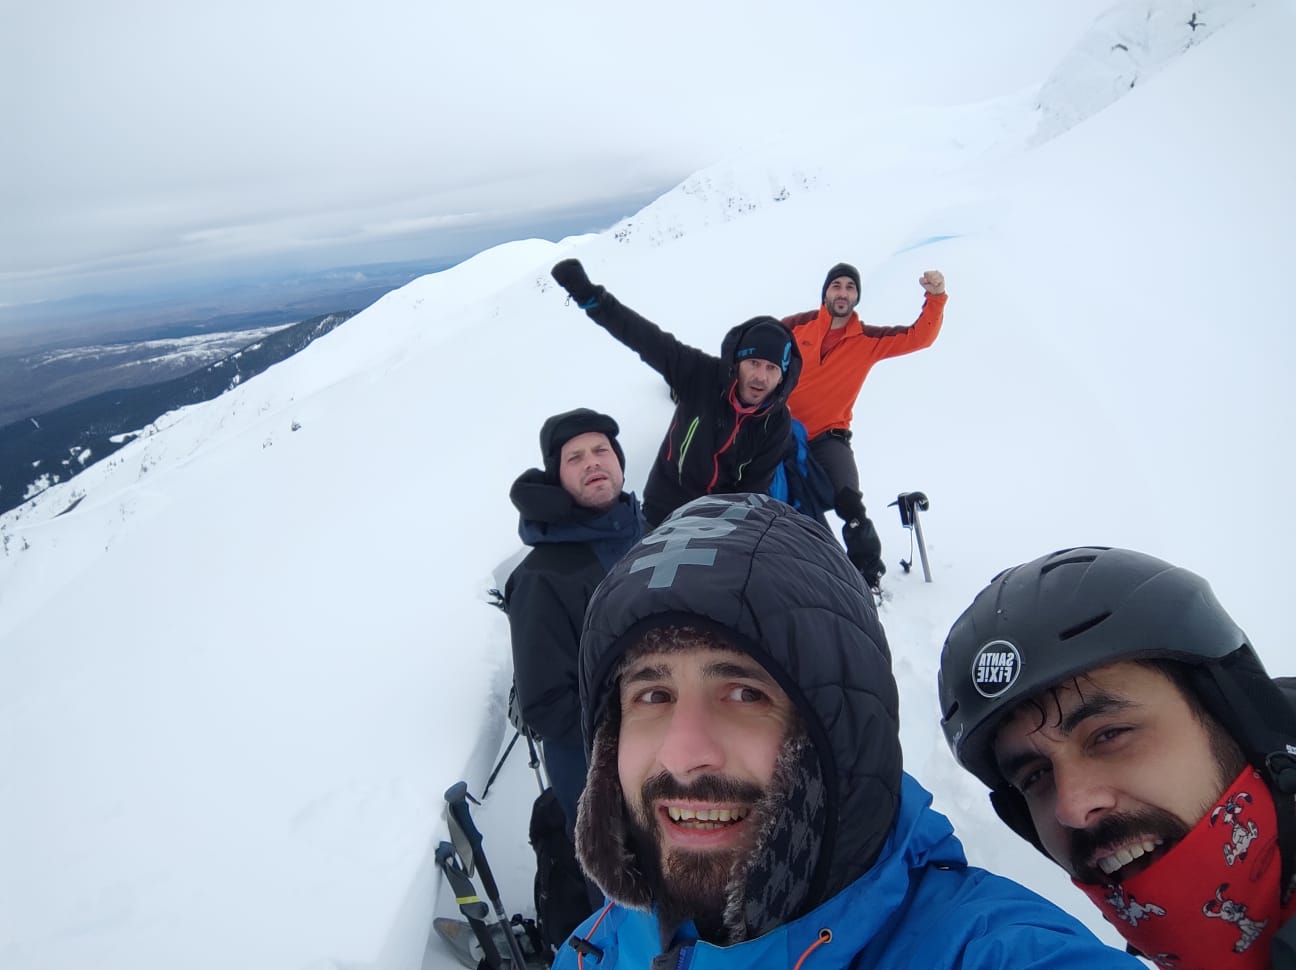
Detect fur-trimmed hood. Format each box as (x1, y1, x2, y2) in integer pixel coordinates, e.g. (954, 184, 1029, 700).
(573, 493, 902, 938)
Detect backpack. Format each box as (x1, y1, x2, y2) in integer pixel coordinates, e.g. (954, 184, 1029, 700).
(769, 418, 835, 527)
(528, 787, 596, 956)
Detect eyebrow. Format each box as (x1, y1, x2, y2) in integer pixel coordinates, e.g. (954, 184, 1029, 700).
(996, 692, 1137, 780)
(623, 663, 670, 687)
(1059, 693, 1137, 734)
(704, 659, 772, 682)
(621, 657, 772, 687)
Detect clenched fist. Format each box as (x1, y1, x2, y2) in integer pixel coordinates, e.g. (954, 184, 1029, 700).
(920, 270, 945, 296)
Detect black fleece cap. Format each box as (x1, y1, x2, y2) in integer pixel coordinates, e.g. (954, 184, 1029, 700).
(821, 262, 861, 305)
(539, 408, 626, 481)
(733, 318, 793, 373)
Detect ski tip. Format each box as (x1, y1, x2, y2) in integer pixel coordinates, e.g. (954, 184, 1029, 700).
(432, 917, 482, 970)
(433, 916, 542, 969)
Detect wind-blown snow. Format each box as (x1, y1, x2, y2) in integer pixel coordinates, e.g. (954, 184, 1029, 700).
(1, 3, 1293, 968)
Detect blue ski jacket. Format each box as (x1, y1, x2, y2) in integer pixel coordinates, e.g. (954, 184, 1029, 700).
(555, 772, 1140, 970)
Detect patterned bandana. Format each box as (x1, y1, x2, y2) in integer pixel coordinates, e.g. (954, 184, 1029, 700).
(1076, 765, 1296, 969)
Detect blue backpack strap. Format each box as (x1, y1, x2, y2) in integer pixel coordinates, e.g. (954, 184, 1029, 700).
(769, 461, 790, 504)
(791, 418, 812, 473)
(768, 419, 834, 526)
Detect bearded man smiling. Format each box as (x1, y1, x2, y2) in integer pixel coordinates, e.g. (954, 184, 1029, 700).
(553, 493, 1142, 969)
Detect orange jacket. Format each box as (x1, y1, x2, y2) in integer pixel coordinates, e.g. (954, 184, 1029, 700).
(782, 292, 946, 440)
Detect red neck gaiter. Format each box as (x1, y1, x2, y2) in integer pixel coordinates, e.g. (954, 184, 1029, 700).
(1076, 766, 1295, 969)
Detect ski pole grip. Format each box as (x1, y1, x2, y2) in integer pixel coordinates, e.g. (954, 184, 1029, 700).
(445, 780, 469, 806)
(435, 841, 455, 866)
(436, 843, 491, 921)
(444, 781, 504, 900)
(471, 846, 503, 902)
(444, 782, 484, 843)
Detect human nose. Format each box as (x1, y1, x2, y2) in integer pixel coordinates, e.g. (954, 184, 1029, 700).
(1052, 760, 1117, 831)
(656, 693, 725, 780)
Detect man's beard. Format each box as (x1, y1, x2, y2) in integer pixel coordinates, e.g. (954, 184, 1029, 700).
(739, 381, 771, 407)
(1065, 728, 1242, 885)
(827, 297, 854, 318)
(1067, 807, 1189, 884)
(624, 772, 768, 937)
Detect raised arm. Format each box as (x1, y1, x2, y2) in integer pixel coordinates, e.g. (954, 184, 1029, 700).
(552, 259, 713, 384)
(860, 270, 947, 356)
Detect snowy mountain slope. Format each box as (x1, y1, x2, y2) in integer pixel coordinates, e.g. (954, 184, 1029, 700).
(2, 4, 1294, 969)
(1033, 0, 1261, 144)
(0, 312, 358, 518)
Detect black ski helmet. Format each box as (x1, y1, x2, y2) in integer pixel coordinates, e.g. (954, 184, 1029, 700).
(938, 546, 1296, 891)
(940, 546, 1250, 789)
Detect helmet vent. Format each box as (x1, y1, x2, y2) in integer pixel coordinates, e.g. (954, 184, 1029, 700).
(1058, 611, 1111, 640)
(1039, 552, 1099, 576)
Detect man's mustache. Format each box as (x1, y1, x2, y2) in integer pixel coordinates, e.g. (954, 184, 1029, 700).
(641, 772, 764, 806)
(1067, 808, 1187, 878)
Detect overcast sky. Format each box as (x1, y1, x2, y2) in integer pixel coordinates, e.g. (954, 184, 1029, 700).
(2, 1, 1115, 308)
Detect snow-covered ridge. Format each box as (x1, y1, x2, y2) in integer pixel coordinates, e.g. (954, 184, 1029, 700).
(1033, 0, 1262, 144)
(25, 326, 291, 371)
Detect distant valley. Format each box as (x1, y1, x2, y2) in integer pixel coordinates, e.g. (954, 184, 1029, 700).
(0, 311, 358, 517)
(0, 258, 459, 517)
(0, 325, 296, 428)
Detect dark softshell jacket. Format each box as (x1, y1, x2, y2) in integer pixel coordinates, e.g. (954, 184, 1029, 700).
(504, 470, 643, 747)
(581, 290, 802, 527)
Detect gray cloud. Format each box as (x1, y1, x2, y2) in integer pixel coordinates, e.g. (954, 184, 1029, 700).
(1, 0, 1115, 306)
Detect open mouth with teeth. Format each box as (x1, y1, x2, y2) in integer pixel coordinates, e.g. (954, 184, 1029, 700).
(1093, 838, 1166, 881)
(665, 805, 750, 830)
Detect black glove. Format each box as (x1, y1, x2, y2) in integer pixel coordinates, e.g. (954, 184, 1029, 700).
(836, 487, 885, 586)
(551, 259, 599, 306)
(833, 486, 866, 523)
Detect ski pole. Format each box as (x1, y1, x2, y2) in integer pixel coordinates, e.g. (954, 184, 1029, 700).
(504, 684, 546, 793)
(911, 501, 932, 582)
(891, 491, 933, 582)
(482, 729, 522, 799)
(522, 730, 546, 794)
(437, 841, 506, 970)
(445, 781, 530, 970)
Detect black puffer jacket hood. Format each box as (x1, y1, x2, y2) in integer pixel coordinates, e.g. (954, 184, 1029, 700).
(577, 493, 902, 916)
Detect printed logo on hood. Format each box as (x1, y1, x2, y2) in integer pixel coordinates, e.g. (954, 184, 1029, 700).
(971, 640, 1022, 698)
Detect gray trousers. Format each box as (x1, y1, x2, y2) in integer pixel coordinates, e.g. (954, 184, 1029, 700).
(808, 431, 859, 510)
(810, 429, 884, 582)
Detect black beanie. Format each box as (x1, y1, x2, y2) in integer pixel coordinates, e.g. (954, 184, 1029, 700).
(821, 262, 861, 305)
(733, 318, 793, 373)
(539, 408, 626, 481)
